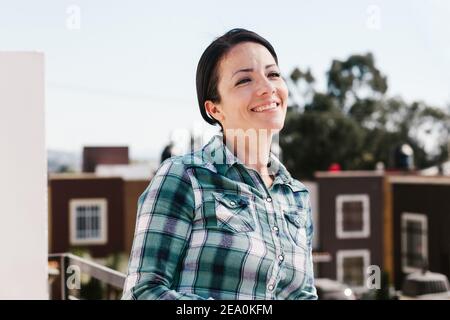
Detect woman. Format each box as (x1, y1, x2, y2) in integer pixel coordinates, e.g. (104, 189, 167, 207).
(122, 28, 317, 300)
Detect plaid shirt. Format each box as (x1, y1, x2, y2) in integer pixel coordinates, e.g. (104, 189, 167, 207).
(122, 134, 317, 300)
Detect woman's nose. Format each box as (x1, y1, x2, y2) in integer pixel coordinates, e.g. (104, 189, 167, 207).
(256, 76, 276, 96)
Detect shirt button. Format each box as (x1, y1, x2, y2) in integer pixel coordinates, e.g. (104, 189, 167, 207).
(272, 226, 279, 232)
(266, 197, 272, 203)
(278, 254, 284, 261)
(268, 284, 274, 291)
(229, 201, 236, 206)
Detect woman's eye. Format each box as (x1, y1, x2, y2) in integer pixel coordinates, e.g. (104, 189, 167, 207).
(235, 72, 280, 86)
(236, 78, 251, 86)
(269, 72, 281, 78)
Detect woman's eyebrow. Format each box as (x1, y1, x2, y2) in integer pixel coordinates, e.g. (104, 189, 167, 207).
(231, 64, 277, 78)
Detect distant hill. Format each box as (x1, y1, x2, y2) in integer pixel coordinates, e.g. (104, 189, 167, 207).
(47, 149, 81, 173)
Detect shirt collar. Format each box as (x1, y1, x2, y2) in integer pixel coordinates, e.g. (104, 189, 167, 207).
(199, 133, 307, 192)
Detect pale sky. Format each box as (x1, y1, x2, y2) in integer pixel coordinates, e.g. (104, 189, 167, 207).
(1, 0, 449, 159)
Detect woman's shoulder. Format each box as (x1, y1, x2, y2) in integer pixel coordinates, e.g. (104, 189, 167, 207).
(175, 149, 218, 173)
(154, 155, 190, 176)
(289, 178, 310, 193)
(154, 149, 211, 176)
(147, 156, 197, 195)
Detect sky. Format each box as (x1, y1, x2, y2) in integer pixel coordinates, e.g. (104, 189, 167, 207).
(1, 0, 449, 160)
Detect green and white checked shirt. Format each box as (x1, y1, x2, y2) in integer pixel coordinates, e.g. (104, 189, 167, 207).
(122, 134, 317, 300)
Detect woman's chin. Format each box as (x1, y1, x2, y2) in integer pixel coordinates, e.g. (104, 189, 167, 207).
(257, 120, 284, 132)
(247, 126, 282, 136)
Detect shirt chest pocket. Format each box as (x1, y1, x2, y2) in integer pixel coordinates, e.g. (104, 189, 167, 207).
(211, 192, 256, 233)
(282, 207, 308, 249)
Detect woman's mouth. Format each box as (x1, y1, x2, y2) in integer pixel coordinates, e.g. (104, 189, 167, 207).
(251, 102, 280, 113)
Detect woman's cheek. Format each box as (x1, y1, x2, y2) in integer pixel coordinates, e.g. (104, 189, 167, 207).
(280, 81, 289, 99)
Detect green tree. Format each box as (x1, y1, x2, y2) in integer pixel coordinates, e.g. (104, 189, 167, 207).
(282, 98, 365, 179)
(327, 53, 387, 108)
(280, 53, 449, 179)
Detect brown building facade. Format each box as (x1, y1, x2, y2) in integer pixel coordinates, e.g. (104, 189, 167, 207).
(315, 171, 450, 293)
(82, 147, 129, 173)
(315, 171, 386, 293)
(390, 176, 450, 290)
(48, 174, 149, 259)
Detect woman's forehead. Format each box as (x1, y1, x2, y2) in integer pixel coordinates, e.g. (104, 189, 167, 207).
(219, 42, 277, 76)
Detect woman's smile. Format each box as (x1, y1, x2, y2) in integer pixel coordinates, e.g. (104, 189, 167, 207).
(250, 101, 281, 113)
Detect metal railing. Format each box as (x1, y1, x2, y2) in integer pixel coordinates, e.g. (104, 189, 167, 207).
(48, 253, 126, 300)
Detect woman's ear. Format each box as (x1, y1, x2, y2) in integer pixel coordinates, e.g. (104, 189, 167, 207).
(205, 100, 224, 123)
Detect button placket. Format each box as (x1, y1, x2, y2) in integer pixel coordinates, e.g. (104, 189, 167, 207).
(265, 195, 284, 298)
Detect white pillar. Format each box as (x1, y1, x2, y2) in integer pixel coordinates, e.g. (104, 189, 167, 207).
(0, 52, 48, 299)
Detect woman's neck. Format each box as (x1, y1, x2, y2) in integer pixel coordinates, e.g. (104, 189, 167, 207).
(223, 129, 274, 177)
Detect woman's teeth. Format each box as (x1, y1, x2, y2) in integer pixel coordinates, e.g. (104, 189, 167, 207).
(251, 102, 279, 112)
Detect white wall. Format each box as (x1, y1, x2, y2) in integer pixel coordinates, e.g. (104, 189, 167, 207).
(0, 52, 48, 299)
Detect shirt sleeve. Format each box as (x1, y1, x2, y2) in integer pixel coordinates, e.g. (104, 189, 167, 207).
(122, 158, 209, 300)
(299, 189, 318, 300)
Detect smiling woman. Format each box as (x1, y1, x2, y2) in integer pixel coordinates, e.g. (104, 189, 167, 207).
(122, 28, 318, 300)
(196, 29, 287, 134)
(206, 42, 287, 133)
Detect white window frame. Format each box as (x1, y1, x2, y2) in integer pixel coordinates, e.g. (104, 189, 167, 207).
(69, 198, 108, 245)
(336, 194, 370, 239)
(401, 212, 428, 274)
(337, 249, 370, 293)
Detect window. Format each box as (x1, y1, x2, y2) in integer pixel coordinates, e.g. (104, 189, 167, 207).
(337, 250, 370, 292)
(336, 194, 370, 238)
(70, 198, 108, 245)
(401, 212, 428, 274)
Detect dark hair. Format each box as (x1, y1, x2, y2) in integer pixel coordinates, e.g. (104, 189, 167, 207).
(196, 28, 279, 131)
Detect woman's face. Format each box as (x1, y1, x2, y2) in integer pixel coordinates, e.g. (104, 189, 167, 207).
(206, 42, 288, 134)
